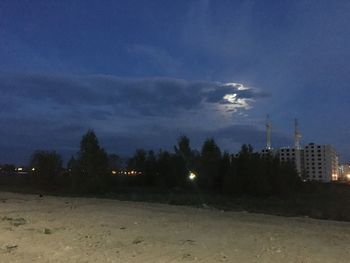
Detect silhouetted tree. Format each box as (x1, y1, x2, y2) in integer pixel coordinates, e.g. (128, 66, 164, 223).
(127, 149, 147, 186)
(155, 150, 173, 188)
(198, 138, 221, 191)
(270, 158, 301, 196)
(233, 144, 254, 194)
(174, 135, 195, 168)
(108, 154, 121, 172)
(223, 144, 301, 197)
(126, 136, 198, 190)
(30, 150, 63, 189)
(173, 135, 197, 188)
(219, 152, 231, 193)
(128, 150, 160, 187)
(145, 150, 158, 186)
(67, 156, 76, 171)
(128, 149, 147, 171)
(222, 154, 237, 195)
(71, 130, 109, 193)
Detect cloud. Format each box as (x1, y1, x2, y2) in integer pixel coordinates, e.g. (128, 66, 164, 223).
(0, 73, 266, 117)
(0, 73, 269, 163)
(203, 82, 269, 112)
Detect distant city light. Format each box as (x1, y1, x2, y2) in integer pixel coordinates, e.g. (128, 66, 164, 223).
(112, 170, 117, 175)
(17, 167, 23, 171)
(32, 168, 35, 171)
(188, 171, 197, 181)
(117, 170, 142, 176)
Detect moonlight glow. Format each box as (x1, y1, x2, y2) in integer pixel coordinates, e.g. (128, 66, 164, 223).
(219, 82, 254, 113)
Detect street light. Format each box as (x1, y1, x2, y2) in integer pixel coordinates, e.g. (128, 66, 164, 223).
(188, 171, 197, 181)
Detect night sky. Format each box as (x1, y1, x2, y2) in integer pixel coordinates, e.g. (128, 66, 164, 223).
(1, 0, 349, 165)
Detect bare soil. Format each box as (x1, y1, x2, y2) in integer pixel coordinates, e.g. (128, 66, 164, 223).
(0, 192, 349, 262)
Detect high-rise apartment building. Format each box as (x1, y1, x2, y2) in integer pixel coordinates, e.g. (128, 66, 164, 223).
(277, 143, 338, 182)
(278, 147, 304, 176)
(303, 143, 338, 182)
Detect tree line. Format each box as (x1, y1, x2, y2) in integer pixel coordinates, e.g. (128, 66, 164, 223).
(14, 130, 300, 196)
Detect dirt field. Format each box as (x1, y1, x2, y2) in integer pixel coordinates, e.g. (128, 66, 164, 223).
(0, 192, 349, 263)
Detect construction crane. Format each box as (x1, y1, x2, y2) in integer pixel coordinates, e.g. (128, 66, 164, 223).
(266, 114, 272, 150)
(294, 118, 302, 150)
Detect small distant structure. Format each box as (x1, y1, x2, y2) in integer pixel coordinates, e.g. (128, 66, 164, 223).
(294, 118, 302, 150)
(293, 119, 303, 175)
(266, 114, 272, 150)
(261, 114, 276, 156)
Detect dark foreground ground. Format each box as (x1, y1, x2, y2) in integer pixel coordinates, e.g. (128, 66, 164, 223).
(1, 191, 350, 263)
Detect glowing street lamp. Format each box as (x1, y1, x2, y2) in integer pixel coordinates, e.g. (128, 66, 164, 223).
(188, 171, 197, 181)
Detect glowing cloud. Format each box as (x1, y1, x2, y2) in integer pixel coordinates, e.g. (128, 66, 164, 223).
(206, 81, 257, 114)
(223, 82, 250, 91)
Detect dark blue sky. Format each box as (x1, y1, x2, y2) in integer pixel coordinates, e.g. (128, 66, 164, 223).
(1, 0, 349, 164)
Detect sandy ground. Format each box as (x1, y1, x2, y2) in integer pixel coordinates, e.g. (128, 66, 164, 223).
(0, 192, 349, 263)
